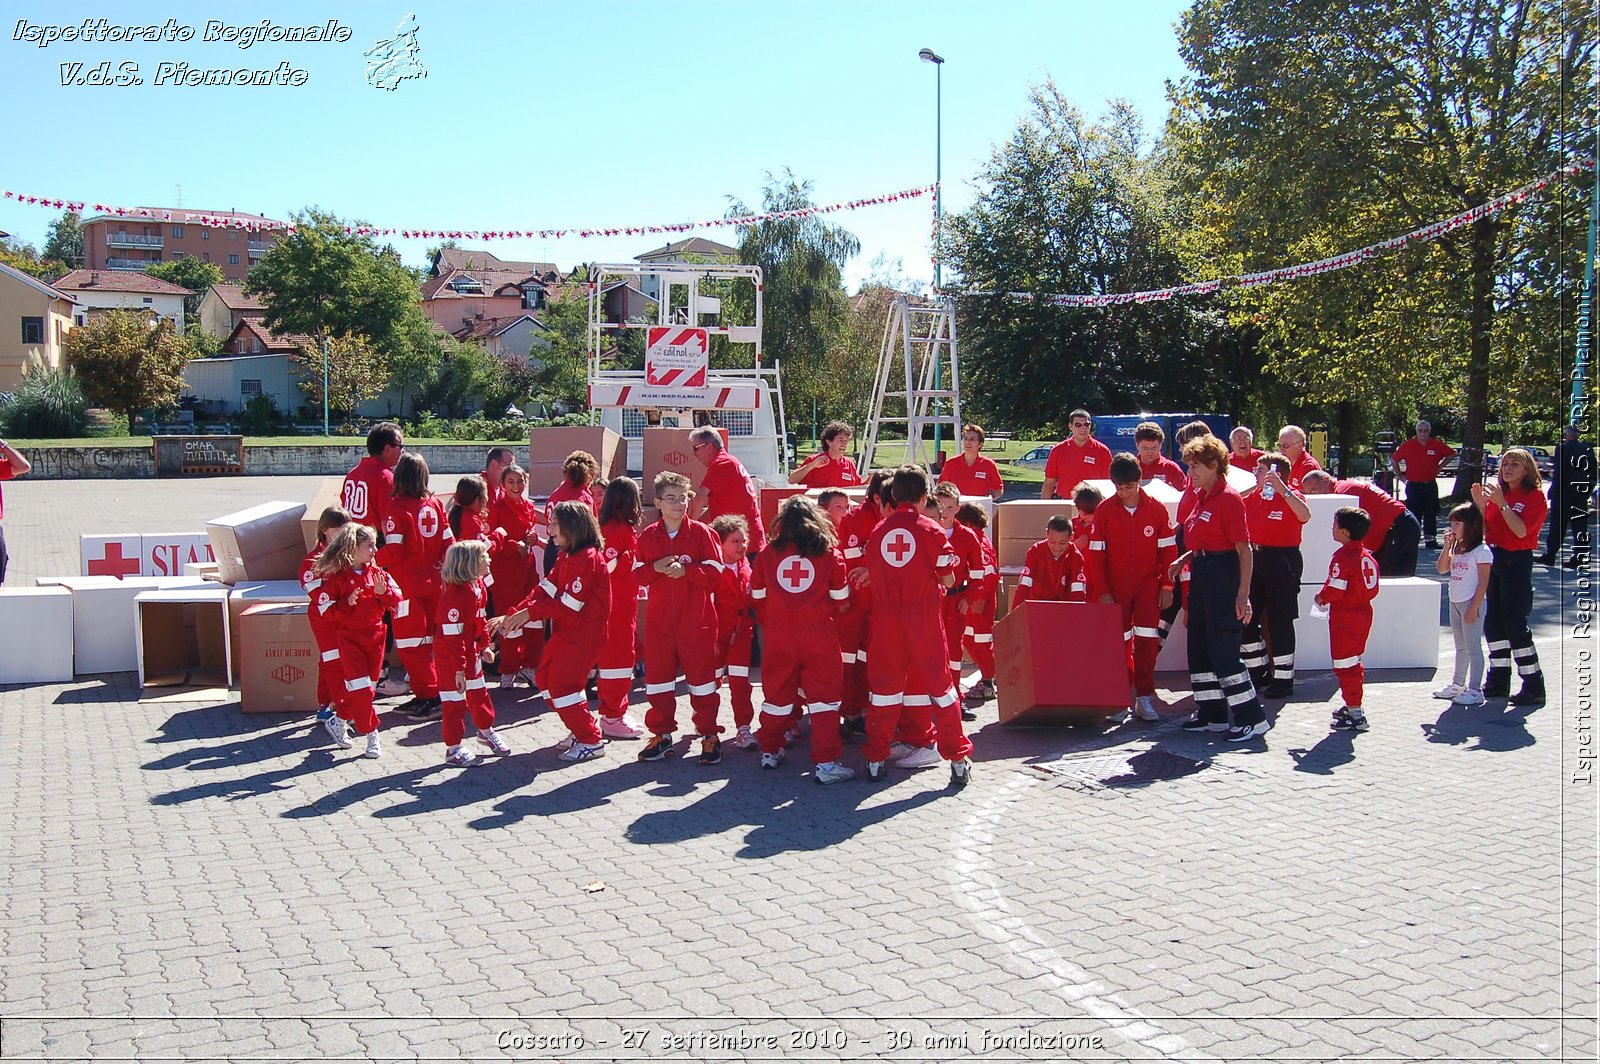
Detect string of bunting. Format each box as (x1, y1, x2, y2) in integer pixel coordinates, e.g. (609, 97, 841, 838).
(0, 183, 938, 241)
(954, 157, 1595, 308)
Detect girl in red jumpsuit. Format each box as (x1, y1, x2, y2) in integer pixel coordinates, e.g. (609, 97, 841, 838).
(711, 514, 758, 749)
(596, 477, 645, 739)
(488, 464, 544, 689)
(435, 540, 511, 766)
(503, 502, 613, 762)
(379, 453, 453, 720)
(315, 524, 403, 759)
(303, 505, 351, 746)
(751, 496, 854, 783)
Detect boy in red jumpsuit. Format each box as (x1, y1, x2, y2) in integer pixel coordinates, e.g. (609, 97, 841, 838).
(435, 540, 510, 767)
(634, 472, 725, 764)
(751, 496, 854, 783)
(596, 477, 645, 739)
(1013, 515, 1089, 609)
(862, 466, 972, 788)
(1315, 507, 1381, 733)
(1071, 485, 1102, 554)
(955, 502, 999, 716)
(837, 472, 893, 737)
(1087, 454, 1178, 721)
(711, 514, 758, 749)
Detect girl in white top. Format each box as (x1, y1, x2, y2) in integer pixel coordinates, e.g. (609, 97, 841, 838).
(1435, 501, 1493, 705)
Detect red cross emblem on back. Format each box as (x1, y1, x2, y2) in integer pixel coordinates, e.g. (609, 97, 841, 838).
(881, 529, 916, 568)
(417, 506, 440, 538)
(778, 556, 816, 593)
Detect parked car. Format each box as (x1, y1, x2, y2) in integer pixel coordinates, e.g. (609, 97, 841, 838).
(1438, 446, 1554, 480)
(1012, 445, 1052, 470)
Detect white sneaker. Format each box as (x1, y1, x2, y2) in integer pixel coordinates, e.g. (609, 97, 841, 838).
(323, 713, 353, 748)
(600, 715, 642, 739)
(1433, 682, 1465, 700)
(1134, 696, 1161, 721)
(477, 727, 510, 755)
(760, 750, 785, 770)
(374, 677, 410, 698)
(554, 733, 576, 752)
(894, 744, 942, 770)
(514, 667, 538, 688)
(888, 741, 916, 760)
(499, 673, 516, 689)
(363, 733, 382, 759)
(814, 761, 854, 785)
(559, 740, 607, 762)
(1453, 688, 1486, 705)
(733, 725, 758, 750)
(445, 745, 479, 767)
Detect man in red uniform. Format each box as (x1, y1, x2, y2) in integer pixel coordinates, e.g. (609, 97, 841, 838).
(692, 426, 767, 554)
(1391, 420, 1456, 549)
(1315, 508, 1381, 733)
(1229, 428, 1267, 474)
(862, 466, 972, 787)
(341, 422, 404, 536)
(636, 471, 726, 764)
(938, 424, 1005, 501)
(480, 446, 515, 510)
(0, 435, 33, 586)
(1013, 515, 1089, 608)
(1134, 422, 1189, 490)
(1276, 425, 1322, 491)
(1239, 453, 1310, 697)
(1088, 455, 1178, 720)
(1042, 408, 1113, 501)
(1301, 471, 1420, 576)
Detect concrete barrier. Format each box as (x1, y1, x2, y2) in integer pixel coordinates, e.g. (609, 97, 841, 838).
(16, 443, 521, 480)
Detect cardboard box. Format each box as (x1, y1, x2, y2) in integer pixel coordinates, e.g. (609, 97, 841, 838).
(184, 561, 222, 579)
(994, 601, 1129, 724)
(641, 426, 729, 496)
(995, 568, 1024, 622)
(208, 502, 308, 585)
(759, 485, 809, 534)
(1293, 577, 1440, 670)
(238, 603, 320, 713)
(47, 575, 208, 674)
(301, 477, 346, 552)
(227, 581, 309, 681)
(529, 426, 626, 481)
(134, 587, 232, 692)
(0, 587, 74, 683)
(993, 499, 1075, 560)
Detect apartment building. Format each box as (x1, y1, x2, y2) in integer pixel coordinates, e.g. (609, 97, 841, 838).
(80, 208, 288, 283)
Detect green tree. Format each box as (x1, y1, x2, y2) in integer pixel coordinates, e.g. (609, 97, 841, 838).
(532, 287, 592, 411)
(42, 211, 84, 268)
(63, 310, 192, 421)
(726, 172, 861, 419)
(0, 237, 67, 280)
(417, 336, 504, 418)
(146, 258, 224, 324)
(1167, 0, 1592, 484)
(387, 309, 447, 418)
(290, 332, 388, 420)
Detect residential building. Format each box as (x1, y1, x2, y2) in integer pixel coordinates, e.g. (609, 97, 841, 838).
(80, 209, 287, 283)
(0, 262, 76, 390)
(421, 247, 563, 333)
(450, 313, 549, 364)
(181, 352, 402, 420)
(197, 283, 267, 340)
(220, 317, 314, 358)
(632, 236, 739, 301)
(51, 270, 188, 333)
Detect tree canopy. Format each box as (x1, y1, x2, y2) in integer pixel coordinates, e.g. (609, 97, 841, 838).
(64, 310, 191, 421)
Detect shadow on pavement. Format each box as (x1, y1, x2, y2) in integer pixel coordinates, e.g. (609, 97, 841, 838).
(1420, 699, 1538, 752)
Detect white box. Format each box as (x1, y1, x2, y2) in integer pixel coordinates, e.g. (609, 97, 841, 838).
(48, 576, 208, 674)
(1299, 492, 1359, 579)
(0, 588, 75, 683)
(79, 534, 145, 579)
(1294, 577, 1441, 670)
(184, 561, 222, 579)
(139, 533, 216, 578)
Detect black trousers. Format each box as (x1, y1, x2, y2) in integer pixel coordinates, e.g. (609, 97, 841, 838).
(1376, 511, 1421, 577)
(1546, 485, 1591, 561)
(0, 522, 7, 586)
(1404, 480, 1441, 542)
(1241, 545, 1302, 683)
(1187, 552, 1265, 727)
(1484, 548, 1541, 685)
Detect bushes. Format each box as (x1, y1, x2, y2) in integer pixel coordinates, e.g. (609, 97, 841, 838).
(401, 412, 591, 441)
(1, 353, 89, 437)
(233, 394, 282, 435)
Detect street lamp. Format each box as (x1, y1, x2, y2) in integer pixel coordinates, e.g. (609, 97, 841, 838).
(919, 47, 946, 462)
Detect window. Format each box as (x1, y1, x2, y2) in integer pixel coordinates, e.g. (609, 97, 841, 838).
(172, 251, 186, 259)
(241, 379, 263, 398)
(171, 226, 184, 238)
(227, 254, 240, 265)
(201, 229, 210, 240)
(228, 231, 239, 241)
(21, 316, 43, 344)
(202, 252, 211, 262)
(142, 297, 154, 304)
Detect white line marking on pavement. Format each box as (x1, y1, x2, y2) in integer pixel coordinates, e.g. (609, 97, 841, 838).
(950, 770, 1215, 1061)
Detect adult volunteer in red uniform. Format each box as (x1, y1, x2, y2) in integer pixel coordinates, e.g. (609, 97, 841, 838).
(938, 424, 1005, 501)
(691, 426, 767, 555)
(1301, 471, 1421, 577)
(341, 422, 404, 538)
(1276, 425, 1322, 491)
(789, 420, 864, 488)
(1391, 420, 1456, 549)
(1042, 408, 1114, 500)
(1134, 422, 1189, 490)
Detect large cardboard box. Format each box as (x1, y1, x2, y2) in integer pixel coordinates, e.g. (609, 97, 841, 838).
(995, 568, 1024, 622)
(227, 581, 309, 681)
(301, 477, 346, 551)
(641, 426, 730, 495)
(994, 499, 1075, 569)
(530, 426, 626, 481)
(208, 502, 308, 585)
(0, 587, 74, 683)
(48, 575, 208, 674)
(1293, 577, 1440, 670)
(238, 603, 320, 713)
(134, 587, 232, 692)
(994, 601, 1129, 724)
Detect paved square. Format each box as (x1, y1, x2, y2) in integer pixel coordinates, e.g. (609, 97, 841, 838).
(0, 476, 1593, 1060)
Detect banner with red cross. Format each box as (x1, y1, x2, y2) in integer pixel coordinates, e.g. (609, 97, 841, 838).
(81, 533, 216, 579)
(645, 327, 709, 389)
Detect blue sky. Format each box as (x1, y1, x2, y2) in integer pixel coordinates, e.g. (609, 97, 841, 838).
(0, 0, 1192, 289)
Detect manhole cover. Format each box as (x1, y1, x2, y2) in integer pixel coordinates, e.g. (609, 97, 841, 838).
(1038, 749, 1208, 789)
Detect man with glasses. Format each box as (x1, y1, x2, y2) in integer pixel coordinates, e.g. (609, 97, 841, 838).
(1042, 408, 1112, 501)
(341, 422, 404, 539)
(691, 426, 766, 554)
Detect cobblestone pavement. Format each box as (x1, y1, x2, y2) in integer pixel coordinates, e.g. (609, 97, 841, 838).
(0, 477, 1593, 1061)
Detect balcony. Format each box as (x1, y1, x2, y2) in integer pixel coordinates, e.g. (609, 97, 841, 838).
(105, 232, 163, 249)
(246, 241, 269, 257)
(106, 257, 161, 271)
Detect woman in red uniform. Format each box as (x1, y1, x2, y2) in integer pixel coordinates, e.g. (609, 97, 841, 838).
(435, 539, 510, 766)
(596, 477, 645, 739)
(1471, 448, 1548, 705)
(938, 424, 1005, 501)
(488, 464, 544, 689)
(303, 506, 351, 746)
(789, 420, 864, 488)
(379, 453, 452, 720)
(503, 502, 613, 761)
(315, 524, 403, 760)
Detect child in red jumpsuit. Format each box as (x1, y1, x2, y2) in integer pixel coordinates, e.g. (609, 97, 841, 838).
(435, 539, 510, 766)
(379, 452, 453, 720)
(1316, 507, 1381, 733)
(862, 466, 972, 788)
(596, 477, 645, 740)
(1013, 515, 1089, 609)
(488, 464, 544, 690)
(954, 502, 998, 715)
(751, 496, 854, 783)
(837, 472, 893, 737)
(1071, 484, 1103, 554)
(634, 472, 725, 765)
(304, 505, 351, 746)
(315, 524, 403, 759)
(710, 514, 758, 749)
(503, 502, 613, 761)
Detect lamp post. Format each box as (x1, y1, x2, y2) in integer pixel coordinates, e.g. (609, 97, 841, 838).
(919, 47, 945, 462)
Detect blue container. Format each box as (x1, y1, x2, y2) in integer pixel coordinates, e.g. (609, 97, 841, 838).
(1090, 412, 1235, 460)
